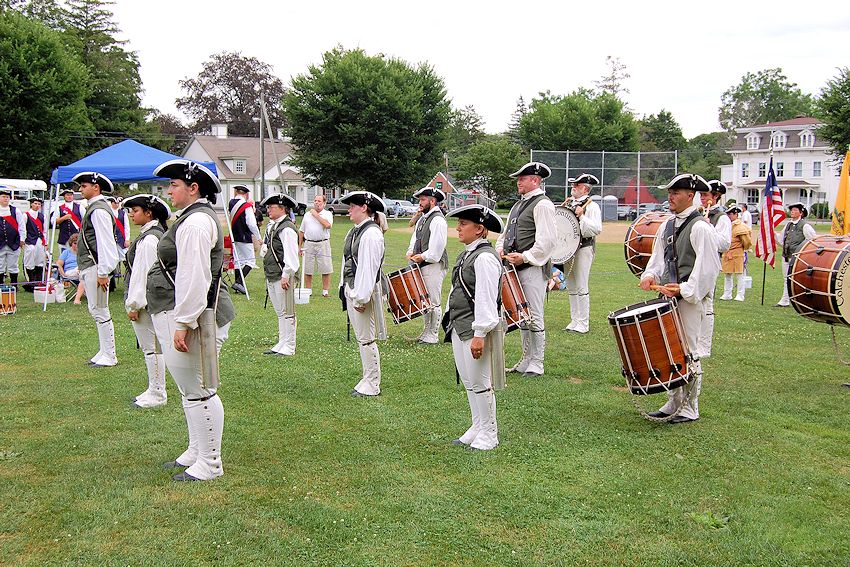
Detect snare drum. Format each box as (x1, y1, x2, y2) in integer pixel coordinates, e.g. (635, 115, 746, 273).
(386, 265, 432, 324)
(608, 298, 692, 395)
(788, 235, 850, 326)
(624, 212, 674, 277)
(501, 265, 530, 333)
(0, 285, 16, 315)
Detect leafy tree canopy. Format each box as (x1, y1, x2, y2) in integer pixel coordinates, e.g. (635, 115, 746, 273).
(282, 46, 451, 197)
(638, 110, 686, 151)
(718, 68, 814, 132)
(453, 134, 525, 203)
(679, 132, 733, 181)
(445, 105, 485, 156)
(815, 67, 850, 159)
(177, 51, 287, 137)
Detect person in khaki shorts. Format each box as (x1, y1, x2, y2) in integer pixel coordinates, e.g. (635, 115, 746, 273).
(299, 194, 333, 297)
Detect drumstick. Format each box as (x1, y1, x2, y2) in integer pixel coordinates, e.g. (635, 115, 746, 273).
(648, 283, 680, 293)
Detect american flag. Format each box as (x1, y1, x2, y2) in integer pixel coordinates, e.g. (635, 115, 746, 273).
(755, 157, 786, 268)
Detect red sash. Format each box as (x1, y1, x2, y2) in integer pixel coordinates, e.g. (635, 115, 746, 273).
(29, 212, 45, 243)
(231, 201, 253, 225)
(115, 211, 127, 241)
(61, 204, 82, 229)
(1, 214, 18, 232)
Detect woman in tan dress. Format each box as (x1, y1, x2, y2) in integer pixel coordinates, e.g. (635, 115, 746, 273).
(720, 204, 752, 301)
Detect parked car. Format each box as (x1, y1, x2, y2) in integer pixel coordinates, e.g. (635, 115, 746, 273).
(617, 205, 636, 221)
(636, 203, 665, 215)
(384, 199, 417, 217)
(326, 198, 350, 215)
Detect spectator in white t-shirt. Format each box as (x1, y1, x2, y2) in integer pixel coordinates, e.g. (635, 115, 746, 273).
(299, 194, 334, 297)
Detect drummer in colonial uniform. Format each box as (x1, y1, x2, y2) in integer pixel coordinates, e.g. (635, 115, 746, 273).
(639, 174, 720, 423)
(775, 202, 816, 307)
(123, 194, 171, 408)
(0, 189, 27, 288)
(444, 205, 504, 450)
(561, 173, 602, 334)
(228, 185, 261, 295)
(260, 193, 300, 356)
(339, 191, 386, 397)
(496, 161, 557, 377)
(406, 186, 448, 344)
(73, 172, 120, 368)
(23, 197, 47, 292)
(147, 159, 235, 481)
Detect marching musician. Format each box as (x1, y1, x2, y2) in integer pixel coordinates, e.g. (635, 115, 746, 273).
(147, 159, 236, 482)
(23, 197, 47, 292)
(561, 173, 602, 334)
(73, 172, 119, 368)
(108, 196, 130, 259)
(52, 188, 84, 252)
(697, 180, 731, 359)
(444, 204, 504, 450)
(0, 189, 27, 288)
(406, 186, 448, 344)
(496, 162, 557, 378)
(123, 194, 170, 408)
(339, 191, 386, 397)
(639, 174, 720, 424)
(228, 185, 261, 295)
(719, 204, 752, 302)
(261, 193, 300, 356)
(775, 202, 816, 307)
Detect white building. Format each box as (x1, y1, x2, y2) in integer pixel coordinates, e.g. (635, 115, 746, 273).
(722, 117, 842, 215)
(182, 123, 333, 206)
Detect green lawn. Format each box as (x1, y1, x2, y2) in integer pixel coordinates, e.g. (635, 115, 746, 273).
(2, 217, 849, 566)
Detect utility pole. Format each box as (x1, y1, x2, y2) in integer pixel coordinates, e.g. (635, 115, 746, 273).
(259, 91, 265, 199)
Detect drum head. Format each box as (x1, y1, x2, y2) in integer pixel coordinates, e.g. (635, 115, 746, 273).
(608, 298, 672, 323)
(552, 207, 581, 264)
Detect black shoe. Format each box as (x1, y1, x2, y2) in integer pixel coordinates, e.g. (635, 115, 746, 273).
(351, 389, 376, 398)
(162, 460, 187, 470)
(451, 439, 467, 446)
(669, 415, 698, 424)
(647, 410, 671, 418)
(172, 471, 200, 482)
(263, 349, 277, 355)
(842, 383, 850, 389)
(231, 283, 247, 295)
(523, 371, 543, 378)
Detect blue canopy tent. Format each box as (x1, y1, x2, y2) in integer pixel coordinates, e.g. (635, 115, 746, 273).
(51, 139, 216, 184)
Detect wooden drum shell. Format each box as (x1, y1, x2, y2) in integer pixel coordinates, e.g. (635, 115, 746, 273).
(624, 212, 674, 277)
(789, 235, 850, 327)
(500, 265, 530, 333)
(386, 265, 432, 324)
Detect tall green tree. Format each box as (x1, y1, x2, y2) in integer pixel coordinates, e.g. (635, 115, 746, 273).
(0, 10, 91, 178)
(453, 134, 525, 203)
(679, 132, 733, 181)
(506, 95, 528, 147)
(815, 67, 850, 158)
(63, 0, 154, 151)
(177, 51, 287, 137)
(518, 89, 639, 152)
(1, 0, 65, 27)
(718, 68, 815, 132)
(282, 47, 451, 196)
(638, 110, 686, 151)
(445, 105, 485, 156)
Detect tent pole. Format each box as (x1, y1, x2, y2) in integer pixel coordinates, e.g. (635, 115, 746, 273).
(222, 198, 250, 301)
(42, 182, 61, 311)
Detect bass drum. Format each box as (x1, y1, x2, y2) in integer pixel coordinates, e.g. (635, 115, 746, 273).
(788, 235, 850, 326)
(624, 211, 673, 277)
(551, 206, 581, 266)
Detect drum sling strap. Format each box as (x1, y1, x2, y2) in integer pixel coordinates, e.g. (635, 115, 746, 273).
(662, 210, 702, 288)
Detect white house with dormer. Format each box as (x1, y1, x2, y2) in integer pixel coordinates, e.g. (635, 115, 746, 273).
(721, 117, 842, 215)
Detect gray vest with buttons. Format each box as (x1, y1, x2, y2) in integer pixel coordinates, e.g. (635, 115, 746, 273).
(448, 242, 502, 341)
(783, 220, 809, 261)
(77, 199, 115, 272)
(412, 210, 448, 270)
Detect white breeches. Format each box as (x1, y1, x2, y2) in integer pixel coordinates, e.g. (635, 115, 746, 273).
(267, 278, 297, 355)
(347, 289, 381, 395)
(659, 298, 705, 420)
(232, 241, 257, 269)
(451, 333, 498, 449)
(131, 309, 167, 406)
(696, 290, 715, 359)
(23, 243, 46, 269)
(419, 262, 446, 343)
(0, 248, 21, 273)
(778, 259, 791, 305)
(514, 267, 547, 374)
(564, 247, 594, 331)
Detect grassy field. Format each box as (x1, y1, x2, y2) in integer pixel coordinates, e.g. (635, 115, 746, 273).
(2, 217, 850, 566)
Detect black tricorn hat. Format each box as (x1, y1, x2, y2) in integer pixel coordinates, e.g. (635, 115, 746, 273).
(261, 193, 297, 209)
(0, 189, 11, 197)
(509, 161, 551, 180)
(446, 204, 504, 234)
(28, 196, 44, 204)
(60, 188, 75, 196)
(725, 204, 742, 214)
(708, 180, 727, 195)
(154, 159, 221, 204)
(568, 173, 600, 186)
(72, 171, 114, 194)
(340, 191, 385, 213)
(122, 194, 171, 223)
(413, 186, 446, 202)
(787, 201, 809, 218)
(233, 184, 250, 195)
(659, 173, 712, 192)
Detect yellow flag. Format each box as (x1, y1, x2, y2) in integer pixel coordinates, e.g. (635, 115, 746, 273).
(831, 150, 850, 235)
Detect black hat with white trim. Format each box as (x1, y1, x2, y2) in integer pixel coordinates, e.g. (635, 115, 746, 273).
(122, 194, 171, 223)
(154, 159, 221, 204)
(0, 188, 11, 197)
(658, 173, 712, 192)
(568, 173, 600, 186)
(787, 201, 809, 218)
(339, 191, 385, 213)
(261, 193, 297, 210)
(233, 184, 250, 195)
(60, 188, 75, 196)
(725, 204, 742, 214)
(708, 180, 727, 195)
(413, 186, 446, 202)
(509, 161, 551, 179)
(28, 196, 43, 204)
(446, 204, 504, 234)
(72, 171, 114, 194)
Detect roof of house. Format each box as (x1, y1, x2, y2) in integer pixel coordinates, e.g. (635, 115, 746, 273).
(748, 117, 820, 129)
(730, 117, 825, 151)
(186, 135, 302, 181)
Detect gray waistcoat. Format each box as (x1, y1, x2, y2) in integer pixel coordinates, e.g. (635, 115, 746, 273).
(263, 218, 296, 281)
(146, 201, 235, 328)
(783, 220, 809, 261)
(412, 210, 448, 270)
(504, 193, 551, 276)
(124, 225, 165, 302)
(708, 207, 724, 227)
(448, 242, 502, 341)
(77, 199, 115, 271)
(343, 220, 379, 288)
(661, 211, 704, 285)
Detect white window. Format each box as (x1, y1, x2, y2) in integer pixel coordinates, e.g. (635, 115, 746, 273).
(747, 189, 759, 206)
(758, 162, 766, 177)
(776, 162, 784, 177)
(234, 160, 246, 174)
(794, 162, 803, 177)
(771, 132, 787, 149)
(741, 163, 750, 178)
(813, 161, 822, 177)
(800, 130, 814, 147)
(746, 133, 760, 150)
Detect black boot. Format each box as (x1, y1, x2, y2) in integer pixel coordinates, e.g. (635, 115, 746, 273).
(0, 273, 5, 285)
(34, 266, 44, 285)
(10, 273, 18, 286)
(23, 270, 35, 292)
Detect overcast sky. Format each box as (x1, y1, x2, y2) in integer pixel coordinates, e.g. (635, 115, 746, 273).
(112, 0, 850, 139)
